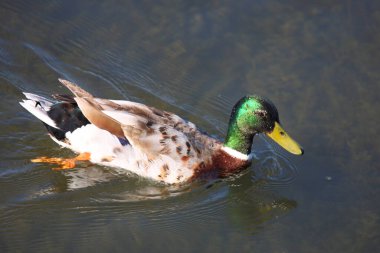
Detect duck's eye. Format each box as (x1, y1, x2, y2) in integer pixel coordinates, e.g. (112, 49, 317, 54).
(254, 110, 267, 118)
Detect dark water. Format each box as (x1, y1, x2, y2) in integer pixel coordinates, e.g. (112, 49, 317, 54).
(1, 0, 379, 252)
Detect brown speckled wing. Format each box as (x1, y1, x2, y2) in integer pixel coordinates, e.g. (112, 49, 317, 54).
(58, 79, 221, 168)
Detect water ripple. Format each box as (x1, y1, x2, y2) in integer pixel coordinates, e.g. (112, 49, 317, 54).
(251, 148, 299, 189)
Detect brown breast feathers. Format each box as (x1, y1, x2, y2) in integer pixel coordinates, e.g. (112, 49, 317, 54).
(191, 149, 251, 181)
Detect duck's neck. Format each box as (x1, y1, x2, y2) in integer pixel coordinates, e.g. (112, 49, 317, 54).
(224, 121, 255, 156)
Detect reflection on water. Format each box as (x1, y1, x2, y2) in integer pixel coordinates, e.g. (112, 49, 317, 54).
(20, 151, 299, 203)
(0, 0, 379, 252)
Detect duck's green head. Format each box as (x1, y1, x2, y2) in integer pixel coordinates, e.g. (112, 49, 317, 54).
(224, 96, 303, 156)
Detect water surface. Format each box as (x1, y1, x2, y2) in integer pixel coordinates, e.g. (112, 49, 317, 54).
(0, 1, 379, 252)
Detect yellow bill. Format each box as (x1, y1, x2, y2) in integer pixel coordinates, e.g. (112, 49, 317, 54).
(266, 122, 304, 155)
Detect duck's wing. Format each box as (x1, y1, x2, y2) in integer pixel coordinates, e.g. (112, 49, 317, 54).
(51, 94, 76, 103)
(58, 79, 214, 162)
(59, 79, 125, 138)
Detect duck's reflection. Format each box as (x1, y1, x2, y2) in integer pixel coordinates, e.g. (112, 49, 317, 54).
(32, 149, 297, 234)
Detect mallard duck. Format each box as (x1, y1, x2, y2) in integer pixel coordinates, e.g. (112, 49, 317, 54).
(20, 79, 303, 184)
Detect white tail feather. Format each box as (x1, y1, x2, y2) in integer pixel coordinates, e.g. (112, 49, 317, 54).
(19, 96, 59, 129)
(22, 92, 54, 108)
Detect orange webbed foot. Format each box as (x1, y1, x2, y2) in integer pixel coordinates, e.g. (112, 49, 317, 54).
(31, 152, 91, 171)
